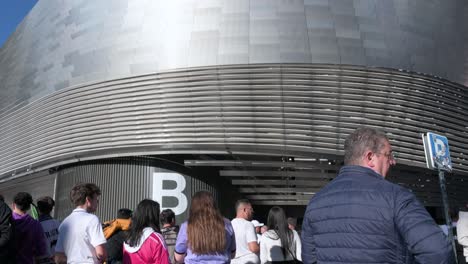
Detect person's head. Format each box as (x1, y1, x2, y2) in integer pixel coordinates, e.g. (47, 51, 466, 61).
(344, 127, 396, 177)
(13, 192, 33, 213)
(117, 208, 132, 219)
(126, 199, 161, 247)
(267, 206, 293, 256)
(188, 191, 226, 254)
(70, 182, 101, 212)
(260, 225, 268, 234)
(235, 199, 254, 220)
(287, 217, 297, 230)
(160, 209, 176, 227)
(251, 220, 264, 234)
(37, 196, 55, 215)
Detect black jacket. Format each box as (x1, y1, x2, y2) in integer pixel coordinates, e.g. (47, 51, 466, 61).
(0, 201, 15, 263)
(106, 230, 127, 263)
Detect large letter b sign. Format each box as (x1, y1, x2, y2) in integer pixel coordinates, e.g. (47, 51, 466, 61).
(152, 172, 188, 215)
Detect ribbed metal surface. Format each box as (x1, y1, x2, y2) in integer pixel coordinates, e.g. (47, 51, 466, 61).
(1, 0, 467, 111)
(55, 160, 152, 222)
(1, 0, 466, 209)
(389, 167, 467, 207)
(1, 64, 467, 182)
(54, 158, 218, 222)
(0, 170, 56, 212)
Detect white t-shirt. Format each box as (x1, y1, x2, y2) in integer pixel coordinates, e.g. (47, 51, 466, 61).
(260, 229, 301, 264)
(458, 211, 468, 262)
(231, 218, 259, 263)
(55, 208, 106, 264)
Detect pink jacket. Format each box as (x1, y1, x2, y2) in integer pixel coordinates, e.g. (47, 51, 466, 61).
(123, 228, 170, 264)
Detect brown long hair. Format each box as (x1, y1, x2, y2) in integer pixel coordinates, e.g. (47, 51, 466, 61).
(187, 191, 226, 254)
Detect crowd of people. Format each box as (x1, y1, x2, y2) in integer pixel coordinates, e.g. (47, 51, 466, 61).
(0, 192, 60, 263)
(0, 127, 467, 263)
(0, 187, 302, 263)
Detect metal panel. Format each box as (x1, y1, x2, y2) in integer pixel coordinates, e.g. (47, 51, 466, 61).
(54, 158, 220, 222)
(1, 0, 467, 208)
(0, 171, 56, 214)
(55, 161, 153, 222)
(0, 0, 467, 112)
(0, 64, 467, 183)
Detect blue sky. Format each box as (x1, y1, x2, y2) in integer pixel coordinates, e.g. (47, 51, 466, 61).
(0, 0, 38, 47)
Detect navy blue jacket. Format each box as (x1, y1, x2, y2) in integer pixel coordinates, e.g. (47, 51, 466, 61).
(301, 165, 453, 264)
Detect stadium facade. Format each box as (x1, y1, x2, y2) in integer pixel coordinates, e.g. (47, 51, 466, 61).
(0, 0, 467, 221)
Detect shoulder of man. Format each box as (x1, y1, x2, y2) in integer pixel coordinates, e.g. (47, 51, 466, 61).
(0, 201, 11, 212)
(71, 211, 101, 227)
(232, 217, 249, 224)
(234, 218, 255, 229)
(0, 202, 12, 221)
(161, 227, 178, 236)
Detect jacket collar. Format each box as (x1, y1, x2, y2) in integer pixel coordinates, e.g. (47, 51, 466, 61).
(124, 227, 156, 253)
(339, 165, 385, 180)
(38, 214, 53, 222)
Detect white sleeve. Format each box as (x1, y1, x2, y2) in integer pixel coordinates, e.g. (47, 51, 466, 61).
(458, 215, 468, 247)
(88, 216, 107, 247)
(245, 222, 258, 243)
(293, 230, 302, 261)
(259, 235, 267, 264)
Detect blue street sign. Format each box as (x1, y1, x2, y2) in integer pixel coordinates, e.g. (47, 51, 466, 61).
(422, 132, 452, 172)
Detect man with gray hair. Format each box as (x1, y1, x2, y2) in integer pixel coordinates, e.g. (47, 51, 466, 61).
(301, 127, 453, 263)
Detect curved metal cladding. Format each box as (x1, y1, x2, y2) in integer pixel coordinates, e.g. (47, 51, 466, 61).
(0, 0, 468, 206)
(0, 0, 467, 110)
(53, 158, 222, 222)
(0, 64, 467, 179)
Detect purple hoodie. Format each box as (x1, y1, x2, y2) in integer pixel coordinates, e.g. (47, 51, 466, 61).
(12, 212, 49, 264)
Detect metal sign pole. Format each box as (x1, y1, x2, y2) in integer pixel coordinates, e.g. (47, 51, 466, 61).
(438, 168, 458, 264)
(422, 132, 457, 262)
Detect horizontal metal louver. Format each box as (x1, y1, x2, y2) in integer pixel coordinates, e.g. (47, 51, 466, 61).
(0, 64, 467, 183)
